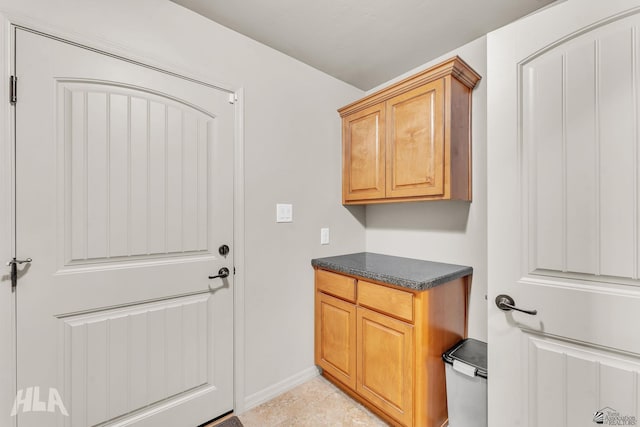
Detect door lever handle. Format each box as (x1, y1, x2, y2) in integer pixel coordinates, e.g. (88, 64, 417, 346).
(6, 258, 32, 292)
(495, 294, 537, 316)
(6, 258, 32, 266)
(209, 267, 230, 280)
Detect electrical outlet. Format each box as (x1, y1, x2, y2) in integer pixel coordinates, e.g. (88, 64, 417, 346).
(320, 228, 330, 245)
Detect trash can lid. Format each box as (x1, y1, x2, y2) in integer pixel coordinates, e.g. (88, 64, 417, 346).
(442, 338, 487, 379)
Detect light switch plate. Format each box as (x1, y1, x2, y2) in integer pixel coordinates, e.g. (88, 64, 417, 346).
(276, 204, 293, 223)
(320, 228, 330, 245)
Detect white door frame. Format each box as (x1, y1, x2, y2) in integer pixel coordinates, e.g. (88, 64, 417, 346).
(0, 15, 16, 427)
(0, 12, 247, 427)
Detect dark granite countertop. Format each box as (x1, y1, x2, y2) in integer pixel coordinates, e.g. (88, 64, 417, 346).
(311, 252, 472, 291)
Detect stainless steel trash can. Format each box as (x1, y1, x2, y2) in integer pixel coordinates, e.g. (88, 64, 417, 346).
(442, 338, 487, 427)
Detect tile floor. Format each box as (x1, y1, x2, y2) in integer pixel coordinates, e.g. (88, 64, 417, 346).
(238, 376, 389, 426)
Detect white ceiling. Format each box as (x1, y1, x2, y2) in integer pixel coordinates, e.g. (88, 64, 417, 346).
(171, 0, 555, 90)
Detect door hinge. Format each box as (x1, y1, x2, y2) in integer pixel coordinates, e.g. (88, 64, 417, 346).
(9, 76, 16, 105)
(233, 266, 236, 275)
(228, 93, 237, 104)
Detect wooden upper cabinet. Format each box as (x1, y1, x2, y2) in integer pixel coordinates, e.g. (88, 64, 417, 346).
(339, 56, 481, 204)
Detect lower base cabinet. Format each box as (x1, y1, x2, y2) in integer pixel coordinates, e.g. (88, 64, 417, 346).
(314, 268, 469, 427)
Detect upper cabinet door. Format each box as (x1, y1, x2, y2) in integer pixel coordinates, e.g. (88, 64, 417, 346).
(385, 79, 445, 198)
(342, 103, 386, 202)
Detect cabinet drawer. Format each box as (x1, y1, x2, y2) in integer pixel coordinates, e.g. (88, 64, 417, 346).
(316, 269, 356, 302)
(358, 280, 414, 322)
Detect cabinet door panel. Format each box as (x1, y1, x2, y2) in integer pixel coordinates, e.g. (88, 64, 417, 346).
(357, 307, 414, 426)
(386, 79, 445, 198)
(315, 292, 357, 389)
(343, 104, 386, 202)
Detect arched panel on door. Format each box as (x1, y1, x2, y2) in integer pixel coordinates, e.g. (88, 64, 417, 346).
(57, 80, 218, 267)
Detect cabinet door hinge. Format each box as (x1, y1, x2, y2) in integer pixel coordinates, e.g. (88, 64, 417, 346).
(228, 93, 237, 104)
(9, 76, 17, 105)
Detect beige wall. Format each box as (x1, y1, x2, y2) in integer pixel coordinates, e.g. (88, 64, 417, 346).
(364, 36, 488, 341)
(0, 0, 366, 414)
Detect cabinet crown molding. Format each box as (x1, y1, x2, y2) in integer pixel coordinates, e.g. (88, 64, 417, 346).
(338, 55, 481, 117)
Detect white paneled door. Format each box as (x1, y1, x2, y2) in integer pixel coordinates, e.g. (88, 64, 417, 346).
(488, 1, 640, 426)
(13, 29, 234, 426)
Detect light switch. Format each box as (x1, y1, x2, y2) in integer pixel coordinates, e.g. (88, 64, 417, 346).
(320, 228, 330, 245)
(276, 204, 293, 223)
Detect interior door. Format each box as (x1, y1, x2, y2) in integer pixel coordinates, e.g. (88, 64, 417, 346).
(13, 28, 234, 426)
(488, 1, 640, 425)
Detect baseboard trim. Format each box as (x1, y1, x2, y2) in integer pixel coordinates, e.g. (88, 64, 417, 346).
(242, 366, 320, 412)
